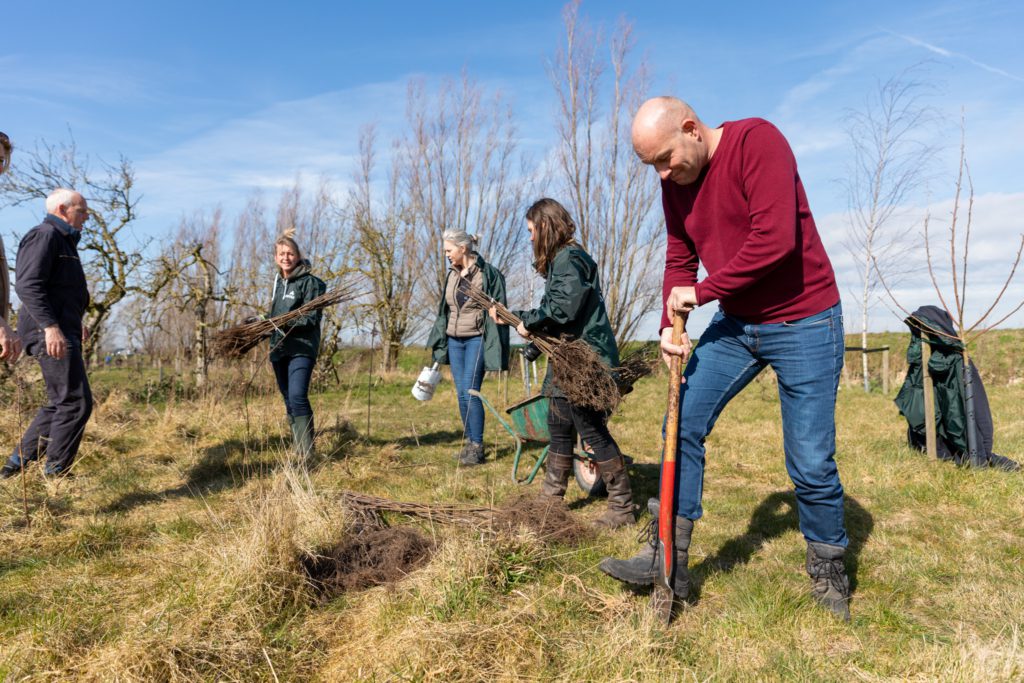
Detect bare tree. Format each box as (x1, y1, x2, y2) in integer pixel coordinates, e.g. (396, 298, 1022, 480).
(275, 177, 356, 383)
(223, 193, 274, 323)
(402, 74, 531, 324)
(0, 137, 147, 361)
(549, 1, 663, 341)
(843, 69, 937, 391)
(151, 212, 230, 389)
(877, 121, 1024, 465)
(351, 126, 417, 371)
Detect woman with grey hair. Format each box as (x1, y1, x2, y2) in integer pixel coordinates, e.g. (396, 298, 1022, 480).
(426, 229, 510, 465)
(0, 132, 23, 362)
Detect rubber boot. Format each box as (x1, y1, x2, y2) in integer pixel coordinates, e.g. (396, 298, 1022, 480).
(286, 414, 295, 446)
(539, 451, 574, 500)
(599, 509, 693, 598)
(593, 457, 636, 529)
(293, 414, 315, 462)
(806, 541, 851, 622)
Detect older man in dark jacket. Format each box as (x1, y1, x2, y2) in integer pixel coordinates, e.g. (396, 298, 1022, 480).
(2, 188, 92, 479)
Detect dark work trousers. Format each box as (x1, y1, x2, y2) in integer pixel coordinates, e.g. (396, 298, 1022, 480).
(8, 341, 93, 475)
(547, 395, 621, 462)
(271, 355, 315, 417)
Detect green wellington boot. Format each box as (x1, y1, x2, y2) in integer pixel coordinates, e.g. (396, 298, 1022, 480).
(292, 414, 315, 461)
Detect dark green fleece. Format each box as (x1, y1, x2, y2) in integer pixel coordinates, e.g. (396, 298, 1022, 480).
(267, 260, 327, 361)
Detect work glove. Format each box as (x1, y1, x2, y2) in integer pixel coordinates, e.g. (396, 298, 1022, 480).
(520, 342, 542, 362)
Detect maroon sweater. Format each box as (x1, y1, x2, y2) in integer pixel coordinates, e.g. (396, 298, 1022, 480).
(660, 118, 839, 330)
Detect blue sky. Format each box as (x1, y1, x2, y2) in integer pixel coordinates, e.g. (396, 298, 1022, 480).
(3, 0, 1023, 336)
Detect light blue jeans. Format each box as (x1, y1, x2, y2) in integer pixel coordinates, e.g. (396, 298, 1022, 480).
(673, 303, 847, 547)
(448, 335, 486, 445)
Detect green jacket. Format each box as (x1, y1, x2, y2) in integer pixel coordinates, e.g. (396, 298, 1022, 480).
(427, 253, 510, 372)
(267, 260, 327, 361)
(893, 305, 994, 465)
(514, 245, 619, 397)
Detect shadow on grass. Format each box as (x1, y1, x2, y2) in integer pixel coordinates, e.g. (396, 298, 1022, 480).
(100, 437, 276, 514)
(688, 490, 873, 598)
(364, 428, 467, 450)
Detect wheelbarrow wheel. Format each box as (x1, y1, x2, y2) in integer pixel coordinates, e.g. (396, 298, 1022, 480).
(573, 457, 606, 497)
(573, 454, 636, 498)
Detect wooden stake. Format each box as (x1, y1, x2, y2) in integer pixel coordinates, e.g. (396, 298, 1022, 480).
(882, 347, 890, 394)
(921, 342, 937, 459)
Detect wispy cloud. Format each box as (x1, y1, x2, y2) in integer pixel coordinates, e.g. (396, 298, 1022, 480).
(0, 55, 161, 104)
(888, 31, 1024, 82)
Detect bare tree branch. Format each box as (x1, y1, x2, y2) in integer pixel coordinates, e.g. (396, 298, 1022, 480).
(842, 67, 937, 390)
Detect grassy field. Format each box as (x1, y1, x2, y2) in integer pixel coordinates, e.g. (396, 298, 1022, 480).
(0, 336, 1022, 682)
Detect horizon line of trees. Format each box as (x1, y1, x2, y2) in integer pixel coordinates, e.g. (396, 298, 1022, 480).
(0, 1, 665, 387)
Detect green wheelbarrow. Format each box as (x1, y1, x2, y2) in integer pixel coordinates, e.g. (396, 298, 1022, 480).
(469, 389, 625, 497)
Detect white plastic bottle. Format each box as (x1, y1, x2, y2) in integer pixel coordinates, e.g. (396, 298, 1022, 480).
(412, 362, 442, 401)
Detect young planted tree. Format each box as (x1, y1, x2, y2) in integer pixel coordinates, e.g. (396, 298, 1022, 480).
(843, 70, 937, 391)
(0, 137, 147, 362)
(549, 0, 663, 341)
(878, 123, 1024, 466)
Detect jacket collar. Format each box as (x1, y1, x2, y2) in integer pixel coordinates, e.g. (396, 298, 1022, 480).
(44, 214, 82, 246)
(280, 259, 312, 282)
(449, 252, 485, 278)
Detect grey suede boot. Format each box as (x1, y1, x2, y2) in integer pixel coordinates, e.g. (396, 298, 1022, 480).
(806, 541, 851, 622)
(593, 457, 637, 529)
(600, 508, 693, 598)
(459, 442, 485, 466)
(292, 414, 315, 461)
(539, 451, 574, 499)
(598, 499, 661, 581)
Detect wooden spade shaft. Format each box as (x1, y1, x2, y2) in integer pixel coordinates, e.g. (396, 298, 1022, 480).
(653, 312, 686, 623)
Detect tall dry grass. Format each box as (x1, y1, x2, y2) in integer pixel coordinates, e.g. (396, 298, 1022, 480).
(1, 338, 1022, 681)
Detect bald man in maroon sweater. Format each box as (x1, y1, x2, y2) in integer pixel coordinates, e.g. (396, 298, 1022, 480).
(600, 97, 852, 621)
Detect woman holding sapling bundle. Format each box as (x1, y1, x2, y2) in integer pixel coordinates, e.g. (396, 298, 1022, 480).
(265, 229, 326, 460)
(427, 230, 510, 466)
(491, 198, 634, 528)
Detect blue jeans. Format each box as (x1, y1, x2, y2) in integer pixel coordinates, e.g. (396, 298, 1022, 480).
(272, 355, 315, 417)
(448, 335, 485, 445)
(673, 303, 847, 547)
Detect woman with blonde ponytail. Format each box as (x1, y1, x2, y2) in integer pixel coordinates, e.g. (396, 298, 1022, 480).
(266, 229, 326, 460)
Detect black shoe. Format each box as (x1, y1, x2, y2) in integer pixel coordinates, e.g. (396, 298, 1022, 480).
(1, 463, 23, 479)
(43, 468, 75, 481)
